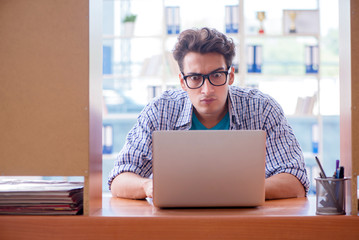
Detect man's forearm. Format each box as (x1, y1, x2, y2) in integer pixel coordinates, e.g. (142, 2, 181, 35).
(110, 172, 153, 199)
(265, 173, 305, 200)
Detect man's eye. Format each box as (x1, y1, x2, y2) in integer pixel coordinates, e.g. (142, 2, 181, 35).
(189, 75, 202, 81)
(212, 72, 224, 78)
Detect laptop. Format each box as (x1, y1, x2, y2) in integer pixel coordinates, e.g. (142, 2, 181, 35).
(152, 130, 266, 208)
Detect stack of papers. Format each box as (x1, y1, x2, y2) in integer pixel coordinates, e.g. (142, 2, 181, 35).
(0, 179, 83, 215)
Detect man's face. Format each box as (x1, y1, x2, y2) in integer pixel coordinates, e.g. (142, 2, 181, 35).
(180, 52, 234, 121)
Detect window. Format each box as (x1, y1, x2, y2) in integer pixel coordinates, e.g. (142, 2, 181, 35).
(102, 0, 340, 194)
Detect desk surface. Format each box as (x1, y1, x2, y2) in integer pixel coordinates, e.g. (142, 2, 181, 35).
(97, 194, 317, 217)
(0, 195, 358, 240)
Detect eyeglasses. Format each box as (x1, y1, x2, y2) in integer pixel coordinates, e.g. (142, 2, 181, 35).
(182, 68, 230, 89)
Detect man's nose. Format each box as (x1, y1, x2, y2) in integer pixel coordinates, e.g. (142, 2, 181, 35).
(201, 77, 214, 93)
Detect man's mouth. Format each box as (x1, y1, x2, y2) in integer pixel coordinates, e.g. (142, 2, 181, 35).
(200, 98, 215, 104)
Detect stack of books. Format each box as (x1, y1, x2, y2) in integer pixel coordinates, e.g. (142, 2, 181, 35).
(0, 179, 83, 215)
(294, 95, 317, 116)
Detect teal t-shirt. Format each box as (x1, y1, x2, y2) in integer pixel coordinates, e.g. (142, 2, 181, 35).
(190, 111, 230, 130)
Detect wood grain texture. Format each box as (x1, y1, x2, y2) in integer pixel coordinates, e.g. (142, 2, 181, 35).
(349, 0, 359, 215)
(3, 196, 358, 240)
(0, 0, 103, 215)
(340, 0, 359, 215)
(0, 215, 358, 240)
(0, 0, 89, 176)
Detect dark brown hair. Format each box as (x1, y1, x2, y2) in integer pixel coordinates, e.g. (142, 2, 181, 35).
(173, 27, 236, 72)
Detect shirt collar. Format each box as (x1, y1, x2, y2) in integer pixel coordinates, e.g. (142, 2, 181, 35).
(175, 87, 242, 130)
(228, 86, 242, 129)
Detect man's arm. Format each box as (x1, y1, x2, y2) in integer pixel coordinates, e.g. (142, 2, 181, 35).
(110, 172, 153, 199)
(111, 171, 303, 200)
(259, 93, 309, 196)
(265, 173, 305, 200)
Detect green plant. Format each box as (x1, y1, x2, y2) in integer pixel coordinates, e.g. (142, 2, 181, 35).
(122, 14, 137, 23)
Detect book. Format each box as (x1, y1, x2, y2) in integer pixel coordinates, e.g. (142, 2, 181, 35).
(0, 179, 83, 215)
(103, 124, 113, 154)
(103, 45, 112, 74)
(294, 94, 316, 115)
(140, 55, 162, 76)
(247, 45, 262, 73)
(166, 6, 180, 35)
(225, 5, 239, 34)
(305, 45, 319, 74)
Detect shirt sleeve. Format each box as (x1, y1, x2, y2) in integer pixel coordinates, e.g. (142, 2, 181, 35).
(107, 103, 158, 190)
(262, 96, 310, 194)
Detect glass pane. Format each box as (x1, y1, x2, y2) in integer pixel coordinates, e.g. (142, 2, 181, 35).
(102, 0, 340, 194)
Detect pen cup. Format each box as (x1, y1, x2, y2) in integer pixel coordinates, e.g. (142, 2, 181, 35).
(315, 177, 348, 215)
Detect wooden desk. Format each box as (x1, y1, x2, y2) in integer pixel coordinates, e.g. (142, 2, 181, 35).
(99, 194, 316, 217)
(0, 195, 358, 240)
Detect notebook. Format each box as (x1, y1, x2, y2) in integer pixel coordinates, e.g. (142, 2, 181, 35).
(152, 130, 266, 208)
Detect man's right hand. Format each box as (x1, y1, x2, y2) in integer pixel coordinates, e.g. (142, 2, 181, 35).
(142, 178, 153, 198)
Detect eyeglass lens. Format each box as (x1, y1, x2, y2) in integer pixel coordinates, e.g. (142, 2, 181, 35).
(185, 72, 227, 89)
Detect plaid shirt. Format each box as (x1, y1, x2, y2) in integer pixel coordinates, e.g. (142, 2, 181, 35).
(108, 86, 309, 193)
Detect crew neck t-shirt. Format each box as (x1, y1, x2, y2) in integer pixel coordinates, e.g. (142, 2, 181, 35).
(190, 111, 230, 130)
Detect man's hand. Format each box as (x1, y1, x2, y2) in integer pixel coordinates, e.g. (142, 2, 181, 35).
(143, 178, 153, 198)
(111, 172, 153, 199)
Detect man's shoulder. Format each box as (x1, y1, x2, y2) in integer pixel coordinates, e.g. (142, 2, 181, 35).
(143, 88, 191, 128)
(158, 88, 187, 101)
(150, 88, 188, 106)
(229, 86, 283, 117)
(229, 86, 271, 100)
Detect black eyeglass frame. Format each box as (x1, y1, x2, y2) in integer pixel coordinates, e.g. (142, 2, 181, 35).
(181, 67, 231, 89)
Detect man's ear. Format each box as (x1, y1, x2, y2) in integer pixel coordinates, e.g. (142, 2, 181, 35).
(179, 73, 188, 91)
(228, 66, 235, 85)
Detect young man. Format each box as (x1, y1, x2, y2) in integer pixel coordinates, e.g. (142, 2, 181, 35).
(108, 27, 309, 200)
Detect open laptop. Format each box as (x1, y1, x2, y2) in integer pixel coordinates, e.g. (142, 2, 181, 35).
(152, 130, 266, 208)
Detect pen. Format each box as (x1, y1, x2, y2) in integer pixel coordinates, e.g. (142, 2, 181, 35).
(315, 156, 341, 211)
(335, 166, 344, 179)
(315, 156, 327, 178)
(339, 166, 344, 178)
(335, 168, 340, 178)
(334, 159, 340, 178)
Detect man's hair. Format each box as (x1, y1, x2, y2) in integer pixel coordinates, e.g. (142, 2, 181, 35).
(172, 27, 236, 72)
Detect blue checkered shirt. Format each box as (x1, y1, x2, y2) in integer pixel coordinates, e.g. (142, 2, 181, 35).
(108, 86, 310, 193)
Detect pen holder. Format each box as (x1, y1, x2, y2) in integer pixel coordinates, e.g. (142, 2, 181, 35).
(315, 177, 348, 215)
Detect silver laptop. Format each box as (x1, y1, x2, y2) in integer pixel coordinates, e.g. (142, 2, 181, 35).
(152, 130, 266, 208)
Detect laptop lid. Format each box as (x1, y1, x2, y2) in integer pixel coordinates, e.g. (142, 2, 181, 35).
(152, 130, 266, 208)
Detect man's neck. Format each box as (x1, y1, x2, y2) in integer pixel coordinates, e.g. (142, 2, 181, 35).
(194, 108, 228, 129)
